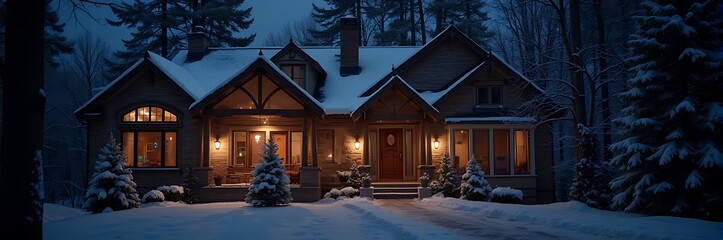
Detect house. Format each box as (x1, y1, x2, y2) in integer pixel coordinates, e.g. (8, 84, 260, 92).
(75, 17, 555, 203)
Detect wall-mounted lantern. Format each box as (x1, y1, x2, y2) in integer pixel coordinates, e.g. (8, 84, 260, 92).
(354, 140, 361, 150)
(433, 139, 440, 149)
(214, 137, 221, 150)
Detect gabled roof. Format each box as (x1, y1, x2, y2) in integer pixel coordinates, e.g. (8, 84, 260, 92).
(75, 52, 200, 117)
(189, 55, 324, 116)
(270, 40, 327, 79)
(360, 26, 489, 97)
(350, 75, 439, 121)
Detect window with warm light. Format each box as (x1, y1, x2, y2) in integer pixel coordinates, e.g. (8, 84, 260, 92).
(121, 106, 178, 168)
(450, 127, 531, 176)
(281, 64, 305, 88)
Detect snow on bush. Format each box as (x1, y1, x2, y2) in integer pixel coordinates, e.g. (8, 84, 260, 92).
(460, 155, 492, 201)
(323, 187, 359, 199)
(142, 190, 165, 203)
(83, 133, 141, 213)
(157, 185, 184, 202)
(245, 137, 292, 206)
(491, 187, 523, 204)
(430, 152, 460, 198)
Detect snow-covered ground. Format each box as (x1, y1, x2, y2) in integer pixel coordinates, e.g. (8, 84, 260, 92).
(44, 197, 721, 240)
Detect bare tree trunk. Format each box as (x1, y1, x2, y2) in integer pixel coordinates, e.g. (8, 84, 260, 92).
(417, 0, 426, 44)
(594, 0, 611, 158)
(0, 0, 46, 238)
(409, 0, 417, 45)
(161, 0, 168, 57)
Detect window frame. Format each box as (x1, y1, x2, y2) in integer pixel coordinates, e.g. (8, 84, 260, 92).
(280, 64, 306, 88)
(476, 86, 503, 108)
(449, 125, 534, 176)
(119, 105, 181, 169)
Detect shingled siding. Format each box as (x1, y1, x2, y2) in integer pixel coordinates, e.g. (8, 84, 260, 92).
(401, 39, 481, 91)
(85, 69, 202, 192)
(317, 118, 365, 191)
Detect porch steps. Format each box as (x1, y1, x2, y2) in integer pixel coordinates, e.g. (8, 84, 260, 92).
(371, 182, 419, 199)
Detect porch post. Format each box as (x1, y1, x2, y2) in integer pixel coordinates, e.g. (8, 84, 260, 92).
(421, 119, 427, 166)
(302, 116, 309, 166)
(311, 117, 318, 167)
(363, 122, 369, 165)
(202, 117, 210, 167)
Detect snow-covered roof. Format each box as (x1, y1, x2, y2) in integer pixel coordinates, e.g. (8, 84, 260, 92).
(445, 117, 537, 123)
(169, 46, 420, 114)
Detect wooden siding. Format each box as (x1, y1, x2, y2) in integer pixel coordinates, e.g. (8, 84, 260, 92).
(86, 69, 203, 193)
(534, 124, 555, 203)
(400, 38, 481, 91)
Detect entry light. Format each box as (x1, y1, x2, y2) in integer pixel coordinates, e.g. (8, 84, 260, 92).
(433, 139, 440, 149)
(354, 140, 361, 150)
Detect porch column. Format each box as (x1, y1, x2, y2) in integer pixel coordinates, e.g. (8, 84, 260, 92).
(302, 116, 309, 166)
(421, 119, 427, 166)
(311, 117, 318, 167)
(363, 122, 369, 165)
(202, 117, 210, 167)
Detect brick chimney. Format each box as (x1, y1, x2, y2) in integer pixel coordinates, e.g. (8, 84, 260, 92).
(339, 16, 361, 76)
(187, 26, 210, 61)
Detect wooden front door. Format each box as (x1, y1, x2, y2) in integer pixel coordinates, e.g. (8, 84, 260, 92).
(379, 128, 403, 180)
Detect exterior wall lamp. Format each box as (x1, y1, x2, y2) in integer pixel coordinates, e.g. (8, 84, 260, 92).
(433, 139, 440, 149)
(214, 137, 221, 150)
(354, 139, 361, 150)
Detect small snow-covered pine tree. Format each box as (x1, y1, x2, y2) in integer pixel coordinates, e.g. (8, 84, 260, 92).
(460, 155, 492, 201)
(570, 131, 614, 209)
(430, 152, 461, 198)
(346, 162, 364, 189)
(182, 165, 199, 204)
(245, 137, 292, 206)
(610, 0, 723, 220)
(83, 133, 141, 213)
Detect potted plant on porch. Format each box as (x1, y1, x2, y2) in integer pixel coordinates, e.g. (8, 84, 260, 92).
(418, 172, 432, 199)
(359, 172, 373, 199)
(212, 173, 224, 186)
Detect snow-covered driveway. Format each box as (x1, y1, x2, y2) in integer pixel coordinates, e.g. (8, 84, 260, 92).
(375, 199, 610, 240)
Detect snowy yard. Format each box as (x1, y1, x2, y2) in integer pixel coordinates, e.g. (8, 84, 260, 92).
(44, 197, 721, 240)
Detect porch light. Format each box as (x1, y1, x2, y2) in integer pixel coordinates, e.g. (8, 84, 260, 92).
(254, 134, 261, 143)
(433, 139, 440, 149)
(214, 139, 221, 150)
(354, 140, 360, 150)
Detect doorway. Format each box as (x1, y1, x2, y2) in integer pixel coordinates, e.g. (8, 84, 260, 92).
(379, 128, 403, 181)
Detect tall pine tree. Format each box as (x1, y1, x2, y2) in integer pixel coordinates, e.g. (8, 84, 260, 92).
(309, 0, 359, 46)
(610, 0, 723, 220)
(427, 0, 493, 47)
(106, 0, 255, 76)
(460, 155, 492, 201)
(245, 137, 292, 207)
(83, 133, 141, 213)
(430, 152, 461, 198)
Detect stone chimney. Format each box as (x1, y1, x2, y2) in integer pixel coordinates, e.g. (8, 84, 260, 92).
(187, 26, 210, 61)
(339, 16, 361, 76)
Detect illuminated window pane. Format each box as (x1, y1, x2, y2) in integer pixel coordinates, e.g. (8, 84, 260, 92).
(290, 132, 302, 165)
(122, 132, 134, 166)
(137, 132, 162, 167)
(494, 130, 509, 175)
(473, 129, 489, 174)
(454, 130, 469, 173)
(138, 107, 150, 122)
(514, 130, 529, 174)
(233, 131, 247, 166)
(164, 111, 177, 122)
(150, 107, 162, 122)
(165, 132, 176, 167)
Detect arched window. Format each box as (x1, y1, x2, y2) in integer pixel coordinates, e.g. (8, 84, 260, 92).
(120, 106, 178, 168)
(122, 106, 177, 122)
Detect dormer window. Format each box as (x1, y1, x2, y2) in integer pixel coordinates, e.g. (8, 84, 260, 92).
(281, 64, 305, 88)
(477, 86, 503, 107)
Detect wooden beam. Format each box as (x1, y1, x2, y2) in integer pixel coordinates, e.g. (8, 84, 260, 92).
(302, 117, 309, 166)
(311, 117, 318, 167)
(206, 109, 310, 118)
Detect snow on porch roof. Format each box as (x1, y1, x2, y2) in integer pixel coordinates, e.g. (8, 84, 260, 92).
(445, 117, 537, 123)
(168, 46, 421, 114)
